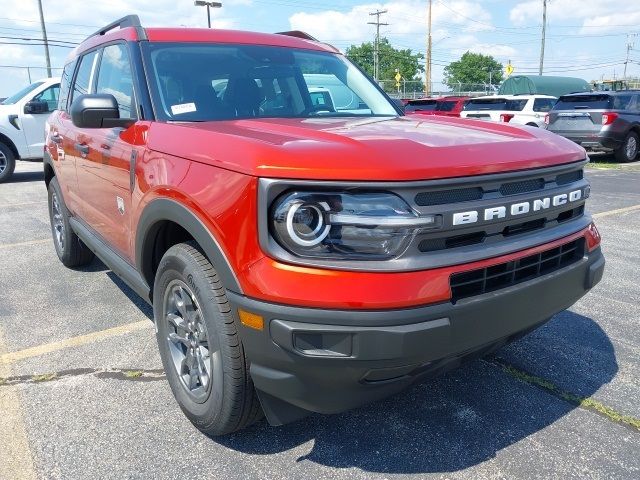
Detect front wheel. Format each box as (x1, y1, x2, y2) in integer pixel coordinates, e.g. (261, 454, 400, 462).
(153, 242, 263, 436)
(0, 143, 16, 183)
(614, 132, 639, 162)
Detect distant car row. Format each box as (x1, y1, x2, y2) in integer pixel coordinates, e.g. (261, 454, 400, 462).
(404, 91, 640, 162)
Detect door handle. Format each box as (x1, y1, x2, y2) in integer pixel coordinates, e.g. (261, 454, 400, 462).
(51, 133, 62, 144)
(75, 143, 89, 155)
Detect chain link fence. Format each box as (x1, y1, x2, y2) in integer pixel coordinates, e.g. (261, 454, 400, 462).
(379, 80, 497, 99)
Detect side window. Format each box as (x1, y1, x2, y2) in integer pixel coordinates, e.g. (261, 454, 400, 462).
(72, 50, 98, 103)
(533, 98, 555, 112)
(33, 85, 60, 112)
(95, 44, 136, 120)
(58, 59, 77, 112)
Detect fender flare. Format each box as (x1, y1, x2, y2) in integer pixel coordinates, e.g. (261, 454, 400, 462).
(135, 198, 243, 294)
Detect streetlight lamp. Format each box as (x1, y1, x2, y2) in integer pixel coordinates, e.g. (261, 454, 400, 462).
(194, 1, 222, 28)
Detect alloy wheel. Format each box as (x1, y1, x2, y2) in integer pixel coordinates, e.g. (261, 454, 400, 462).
(0, 150, 6, 174)
(164, 280, 215, 403)
(51, 192, 65, 252)
(626, 136, 637, 160)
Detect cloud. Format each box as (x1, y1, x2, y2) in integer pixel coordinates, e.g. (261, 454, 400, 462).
(510, 0, 640, 33)
(288, 0, 494, 44)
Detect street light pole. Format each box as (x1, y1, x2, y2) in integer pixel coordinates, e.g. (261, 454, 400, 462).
(194, 1, 222, 28)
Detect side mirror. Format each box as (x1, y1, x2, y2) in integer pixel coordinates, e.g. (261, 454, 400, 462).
(70, 94, 133, 129)
(24, 100, 49, 114)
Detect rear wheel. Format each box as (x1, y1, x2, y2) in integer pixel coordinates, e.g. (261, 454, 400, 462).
(614, 132, 639, 162)
(153, 242, 263, 436)
(47, 177, 94, 267)
(0, 143, 16, 183)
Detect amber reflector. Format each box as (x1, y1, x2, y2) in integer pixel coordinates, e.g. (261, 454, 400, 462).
(238, 309, 264, 331)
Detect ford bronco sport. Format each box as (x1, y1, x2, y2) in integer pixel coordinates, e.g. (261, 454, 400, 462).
(45, 16, 605, 435)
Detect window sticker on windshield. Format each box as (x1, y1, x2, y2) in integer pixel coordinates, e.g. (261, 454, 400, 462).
(171, 102, 197, 115)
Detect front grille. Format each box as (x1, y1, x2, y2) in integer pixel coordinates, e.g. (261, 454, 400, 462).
(415, 187, 483, 206)
(450, 238, 585, 302)
(556, 170, 583, 185)
(499, 178, 545, 196)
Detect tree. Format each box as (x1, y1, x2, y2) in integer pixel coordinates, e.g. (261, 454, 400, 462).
(443, 52, 503, 90)
(346, 38, 424, 92)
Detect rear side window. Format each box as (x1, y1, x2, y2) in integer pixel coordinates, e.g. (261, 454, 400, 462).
(611, 95, 634, 110)
(463, 98, 508, 110)
(95, 44, 137, 120)
(58, 59, 77, 111)
(554, 95, 611, 110)
(533, 98, 556, 112)
(72, 50, 99, 103)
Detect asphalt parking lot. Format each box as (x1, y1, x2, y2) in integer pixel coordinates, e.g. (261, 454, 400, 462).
(1, 159, 639, 480)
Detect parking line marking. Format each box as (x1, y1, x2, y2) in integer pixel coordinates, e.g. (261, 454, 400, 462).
(488, 358, 640, 432)
(0, 238, 51, 249)
(2, 201, 47, 207)
(0, 321, 152, 366)
(0, 329, 38, 480)
(593, 203, 640, 219)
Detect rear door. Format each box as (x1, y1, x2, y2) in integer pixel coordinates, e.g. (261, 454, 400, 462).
(75, 42, 140, 260)
(547, 94, 612, 135)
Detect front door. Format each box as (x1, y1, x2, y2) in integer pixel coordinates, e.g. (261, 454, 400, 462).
(75, 43, 139, 261)
(21, 83, 60, 158)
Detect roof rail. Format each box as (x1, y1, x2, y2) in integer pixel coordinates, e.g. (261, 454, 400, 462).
(275, 30, 319, 42)
(85, 15, 147, 42)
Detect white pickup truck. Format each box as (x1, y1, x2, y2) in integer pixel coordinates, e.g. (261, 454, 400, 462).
(0, 77, 60, 183)
(460, 94, 557, 128)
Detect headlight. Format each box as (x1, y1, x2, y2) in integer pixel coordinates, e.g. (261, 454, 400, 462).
(270, 191, 438, 260)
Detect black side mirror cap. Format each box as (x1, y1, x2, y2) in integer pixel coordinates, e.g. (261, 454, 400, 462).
(70, 94, 134, 129)
(24, 100, 49, 114)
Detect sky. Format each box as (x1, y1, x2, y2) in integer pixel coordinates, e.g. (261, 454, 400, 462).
(0, 0, 639, 96)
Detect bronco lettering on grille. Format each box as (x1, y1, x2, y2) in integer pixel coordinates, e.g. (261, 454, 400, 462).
(452, 189, 583, 226)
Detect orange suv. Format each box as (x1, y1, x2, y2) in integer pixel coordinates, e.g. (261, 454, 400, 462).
(45, 16, 604, 435)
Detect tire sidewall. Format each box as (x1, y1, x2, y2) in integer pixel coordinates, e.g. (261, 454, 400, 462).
(48, 177, 71, 262)
(626, 132, 639, 161)
(0, 143, 16, 183)
(153, 248, 226, 427)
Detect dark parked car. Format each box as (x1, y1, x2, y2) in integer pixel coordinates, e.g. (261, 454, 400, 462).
(545, 91, 640, 162)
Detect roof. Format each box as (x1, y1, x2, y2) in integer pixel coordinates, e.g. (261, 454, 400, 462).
(69, 25, 338, 62)
(560, 90, 640, 98)
(499, 75, 591, 97)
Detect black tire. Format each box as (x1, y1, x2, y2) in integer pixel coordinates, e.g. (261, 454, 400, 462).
(614, 131, 639, 163)
(153, 242, 263, 436)
(47, 177, 95, 267)
(0, 142, 16, 183)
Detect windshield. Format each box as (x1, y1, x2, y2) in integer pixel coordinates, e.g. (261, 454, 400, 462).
(143, 43, 398, 121)
(1, 81, 44, 105)
(463, 98, 510, 111)
(554, 95, 611, 110)
(405, 100, 437, 112)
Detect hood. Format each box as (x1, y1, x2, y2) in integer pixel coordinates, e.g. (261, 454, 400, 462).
(147, 115, 586, 181)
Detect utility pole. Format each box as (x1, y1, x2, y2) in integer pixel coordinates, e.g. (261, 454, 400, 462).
(624, 33, 636, 80)
(368, 9, 388, 82)
(539, 0, 547, 75)
(36, 0, 52, 78)
(425, 0, 432, 95)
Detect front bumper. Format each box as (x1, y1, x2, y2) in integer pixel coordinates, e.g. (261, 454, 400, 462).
(228, 246, 605, 425)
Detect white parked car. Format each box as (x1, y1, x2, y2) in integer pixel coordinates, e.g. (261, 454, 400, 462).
(460, 94, 557, 128)
(0, 77, 60, 182)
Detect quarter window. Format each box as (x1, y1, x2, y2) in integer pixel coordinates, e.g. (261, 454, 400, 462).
(533, 98, 556, 112)
(58, 59, 77, 111)
(96, 44, 136, 120)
